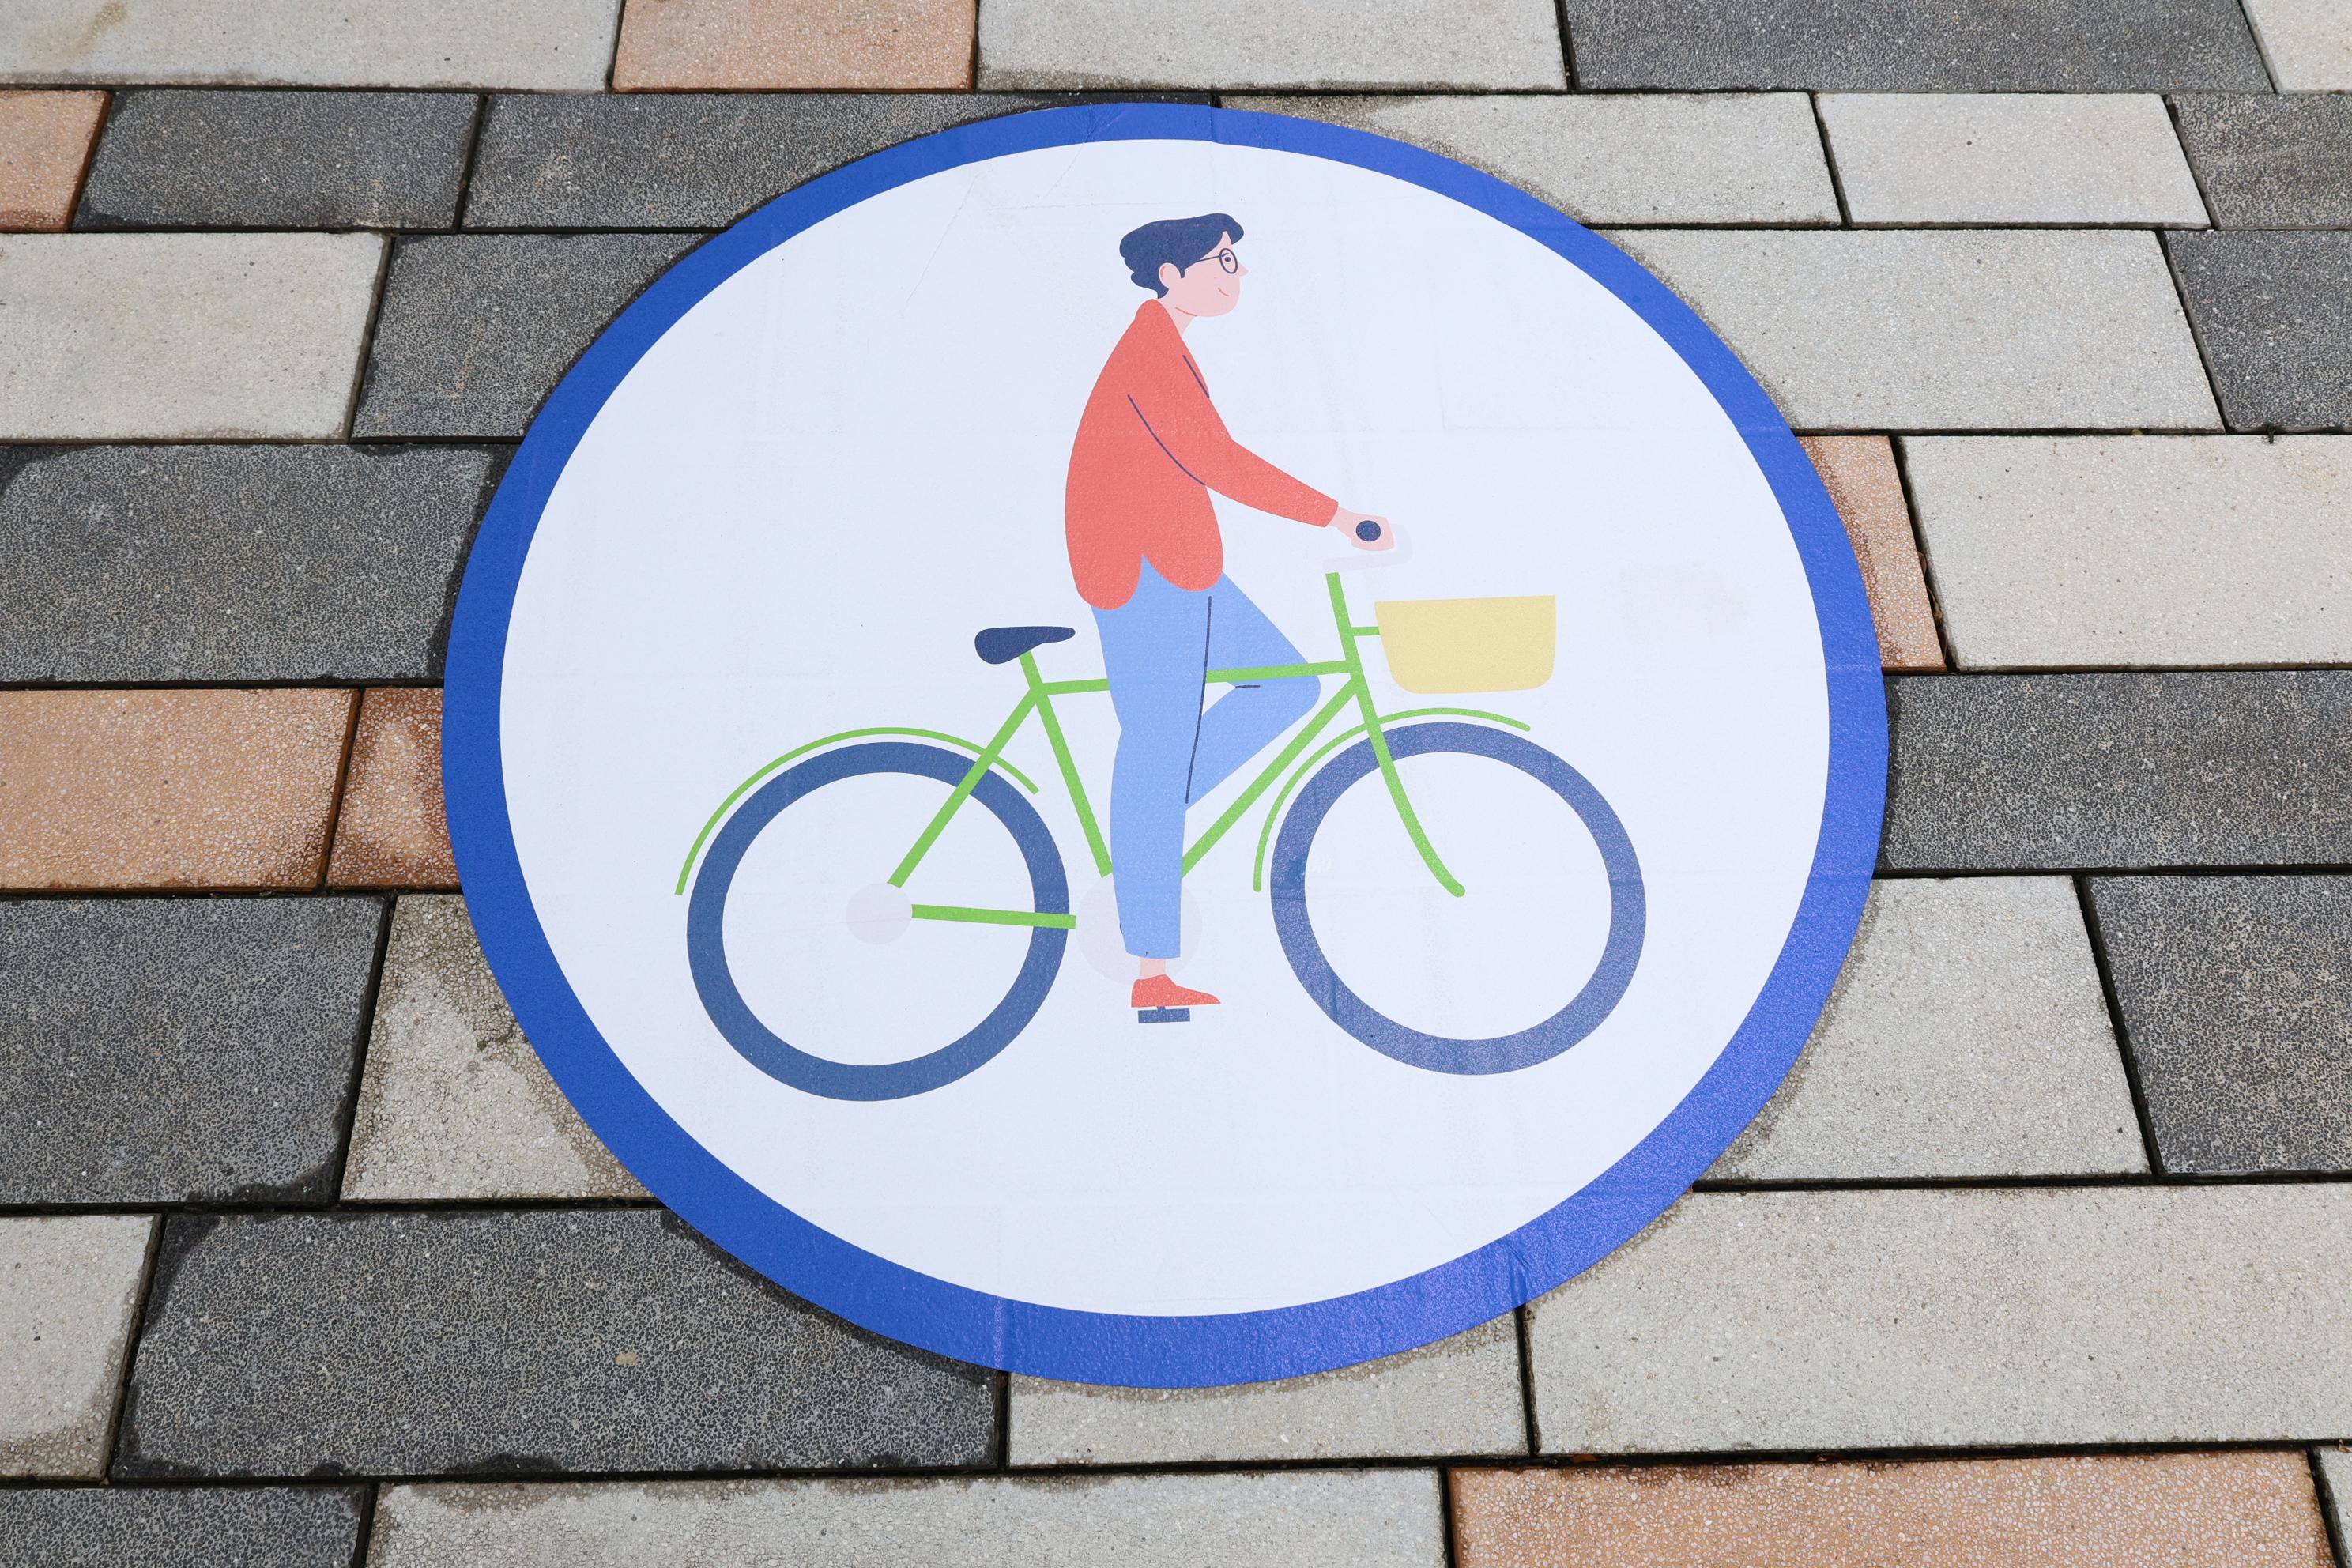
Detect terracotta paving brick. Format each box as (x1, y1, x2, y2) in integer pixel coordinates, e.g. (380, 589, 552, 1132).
(613, 0, 976, 90)
(0, 688, 354, 891)
(1452, 1453, 2335, 1568)
(326, 688, 457, 889)
(0, 90, 105, 231)
(1800, 434, 1945, 670)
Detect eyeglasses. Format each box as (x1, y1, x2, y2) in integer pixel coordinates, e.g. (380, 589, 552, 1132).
(1192, 247, 1238, 274)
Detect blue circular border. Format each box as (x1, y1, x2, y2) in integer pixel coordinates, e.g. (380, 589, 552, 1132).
(443, 101, 1888, 1389)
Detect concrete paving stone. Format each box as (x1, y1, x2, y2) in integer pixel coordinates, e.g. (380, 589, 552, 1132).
(2244, 0, 2352, 90)
(1525, 1185, 2352, 1450)
(2171, 94, 2352, 228)
(979, 0, 1562, 90)
(1238, 94, 1837, 225)
(1796, 435, 1942, 669)
(370, 1472, 1446, 1566)
(0, 89, 105, 230)
(326, 689, 458, 889)
(77, 90, 474, 231)
(0, 1486, 364, 1568)
(615, 0, 977, 90)
(1713, 878, 2143, 1182)
(0, 899, 383, 1204)
(0, 232, 381, 440)
(356, 233, 701, 439)
(0, 444, 500, 683)
(1881, 672, 2352, 871)
(345, 896, 642, 1202)
(1451, 1453, 2335, 1568)
(0, 688, 354, 891)
(1009, 1314, 1521, 1464)
(116, 1208, 993, 1477)
(1905, 436, 2352, 664)
(1819, 93, 2208, 225)
(0, 1216, 151, 1479)
(2092, 876, 2352, 1176)
(0, 0, 621, 90)
(1562, 0, 2272, 91)
(1603, 229, 2218, 431)
(2322, 1449, 2352, 1547)
(2169, 233, 2352, 431)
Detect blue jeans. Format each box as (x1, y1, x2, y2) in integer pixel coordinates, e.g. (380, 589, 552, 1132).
(1092, 563, 1319, 959)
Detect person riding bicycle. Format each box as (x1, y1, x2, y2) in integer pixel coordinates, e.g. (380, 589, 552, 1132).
(1066, 213, 1391, 1018)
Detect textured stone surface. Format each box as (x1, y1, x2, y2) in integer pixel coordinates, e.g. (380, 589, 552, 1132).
(0, 1216, 150, 1477)
(979, 0, 1562, 90)
(1604, 230, 2218, 431)
(0, 233, 383, 439)
(1525, 1185, 2352, 1450)
(1451, 1453, 2335, 1568)
(2169, 233, 2352, 432)
(0, 688, 354, 891)
(0, 445, 499, 683)
(327, 689, 458, 889)
(1905, 437, 2352, 664)
(118, 1208, 993, 1476)
(2092, 876, 2352, 1176)
(77, 89, 475, 230)
(0, 0, 621, 89)
(371, 1472, 1446, 1566)
(0, 899, 383, 1204)
(1241, 94, 1835, 224)
(2322, 1449, 2352, 1547)
(2172, 94, 2352, 229)
(1819, 93, 2207, 225)
(345, 897, 641, 1202)
(1715, 879, 2143, 1182)
(1798, 435, 1942, 669)
(1009, 1316, 1521, 1464)
(0, 1487, 364, 1568)
(357, 233, 700, 439)
(1882, 673, 2352, 871)
(615, 0, 976, 89)
(2243, 0, 2352, 90)
(0, 89, 105, 230)
(1562, 0, 2272, 91)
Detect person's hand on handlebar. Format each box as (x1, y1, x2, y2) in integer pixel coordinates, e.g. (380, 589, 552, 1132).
(1328, 507, 1396, 552)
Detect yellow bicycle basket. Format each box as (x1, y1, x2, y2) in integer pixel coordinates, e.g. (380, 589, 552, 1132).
(1374, 596, 1557, 694)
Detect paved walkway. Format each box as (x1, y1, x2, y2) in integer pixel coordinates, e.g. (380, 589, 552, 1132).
(2, 2, 2349, 1563)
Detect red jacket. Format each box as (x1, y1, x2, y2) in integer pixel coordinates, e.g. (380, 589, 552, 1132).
(1065, 302, 1335, 610)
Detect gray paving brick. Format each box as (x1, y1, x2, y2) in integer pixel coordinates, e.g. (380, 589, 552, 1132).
(2323, 1449, 2352, 1547)
(0, 445, 499, 683)
(2245, 0, 2352, 90)
(0, 899, 384, 1204)
(2092, 876, 2352, 1175)
(356, 234, 701, 440)
(0, 1486, 364, 1568)
(2172, 95, 2352, 228)
(77, 90, 476, 232)
(1905, 437, 2352, 663)
(1564, 0, 2270, 91)
(0, 1216, 153, 1478)
(116, 1208, 993, 1478)
(1715, 878, 2143, 1182)
(371, 1472, 1446, 1567)
(1883, 673, 2352, 872)
(1526, 1186, 2352, 1450)
(2169, 233, 2352, 432)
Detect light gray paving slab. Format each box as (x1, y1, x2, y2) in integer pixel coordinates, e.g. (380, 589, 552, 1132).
(0, 234, 382, 440)
(2245, 0, 2352, 89)
(1905, 437, 2352, 667)
(1009, 1315, 1521, 1464)
(1819, 94, 2207, 225)
(1526, 1185, 2352, 1451)
(1604, 230, 2218, 431)
(0, 0, 620, 89)
(1241, 94, 1836, 224)
(371, 1472, 1446, 1568)
(1714, 878, 2143, 1182)
(0, 1487, 364, 1568)
(978, 0, 1563, 90)
(345, 896, 641, 1202)
(0, 1215, 153, 1478)
(2322, 1449, 2352, 1546)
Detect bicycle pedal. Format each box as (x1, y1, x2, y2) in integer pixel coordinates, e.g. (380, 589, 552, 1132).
(1136, 1007, 1191, 1024)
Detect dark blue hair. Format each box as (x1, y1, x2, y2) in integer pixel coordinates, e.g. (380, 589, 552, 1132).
(1119, 213, 1243, 296)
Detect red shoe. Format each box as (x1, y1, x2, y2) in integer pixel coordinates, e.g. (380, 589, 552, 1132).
(1132, 975, 1220, 1012)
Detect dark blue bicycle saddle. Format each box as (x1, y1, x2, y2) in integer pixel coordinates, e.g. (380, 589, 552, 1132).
(974, 625, 1075, 665)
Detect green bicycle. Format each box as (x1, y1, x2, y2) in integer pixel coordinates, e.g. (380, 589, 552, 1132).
(677, 569, 1645, 1102)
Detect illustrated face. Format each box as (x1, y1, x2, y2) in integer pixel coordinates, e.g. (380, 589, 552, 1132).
(1159, 233, 1246, 316)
